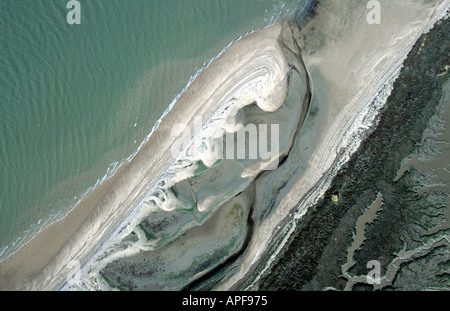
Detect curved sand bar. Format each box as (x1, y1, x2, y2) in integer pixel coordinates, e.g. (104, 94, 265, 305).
(0, 24, 290, 290)
(2, 0, 448, 291)
(220, 0, 450, 290)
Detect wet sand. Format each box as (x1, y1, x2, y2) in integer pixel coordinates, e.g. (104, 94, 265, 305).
(1, 0, 448, 291)
(220, 0, 450, 290)
(0, 24, 289, 290)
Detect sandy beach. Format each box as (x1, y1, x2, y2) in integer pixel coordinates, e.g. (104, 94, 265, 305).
(219, 0, 450, 290)
(1, 0, 449, 291)
(0, 24, 290, 290)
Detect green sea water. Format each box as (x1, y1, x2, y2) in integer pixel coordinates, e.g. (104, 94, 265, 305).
(0, 0, 299, 260)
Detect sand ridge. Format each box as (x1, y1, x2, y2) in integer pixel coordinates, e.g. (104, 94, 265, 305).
(0, 24, 290, 290)
(220, 0, 450, 290)
(1, 0, 448, 291)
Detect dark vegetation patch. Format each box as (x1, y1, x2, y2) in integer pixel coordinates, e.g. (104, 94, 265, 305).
(258, 15, 449, 291)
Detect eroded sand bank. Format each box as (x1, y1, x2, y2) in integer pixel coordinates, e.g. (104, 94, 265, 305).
(221, 0, 450, 290)
(1, 0, 448, 291)
(0, 24, 292, 290)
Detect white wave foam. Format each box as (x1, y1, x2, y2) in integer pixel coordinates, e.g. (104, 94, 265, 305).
(0, 24, 278, 264)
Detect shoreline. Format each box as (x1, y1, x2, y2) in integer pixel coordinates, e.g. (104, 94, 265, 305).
(0, 25, 270, 265)
(78, 22, 293, 290)
(219, 0, 450, 290)
(0, 24, 289, 291)
(1, 0, 448, 291)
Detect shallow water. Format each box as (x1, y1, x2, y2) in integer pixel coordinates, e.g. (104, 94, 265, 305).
(0, 0, 300, 260)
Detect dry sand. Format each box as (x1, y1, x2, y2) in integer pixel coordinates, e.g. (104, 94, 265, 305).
(1, 0, 448, 291)
(219, 0, 450, 290)
(0, 24, 289, 290)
